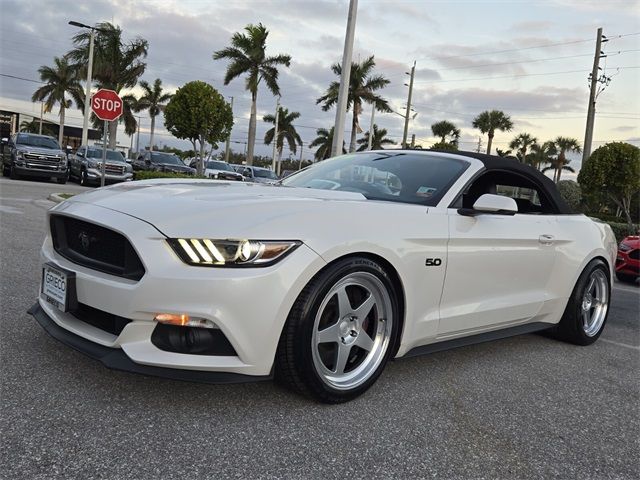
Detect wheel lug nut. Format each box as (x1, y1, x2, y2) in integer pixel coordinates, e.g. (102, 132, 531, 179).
(350, 330, 357, 337)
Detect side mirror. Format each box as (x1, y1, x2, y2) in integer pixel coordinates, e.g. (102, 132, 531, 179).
(458, 193, 518, 217)
(77, 151, 84, 157)
(1, 138, 8, 145)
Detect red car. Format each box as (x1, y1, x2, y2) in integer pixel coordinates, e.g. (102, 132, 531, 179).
(616, 235, 640, 283)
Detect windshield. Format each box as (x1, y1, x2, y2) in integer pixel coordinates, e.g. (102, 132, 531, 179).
(16, 134, 60, 150)
(255, 168, 278, 179)
(150, 152, 183, 165)
(87, 148, 126, 162)
(282, 152, 469, 205)
(206, 161, 233, 171)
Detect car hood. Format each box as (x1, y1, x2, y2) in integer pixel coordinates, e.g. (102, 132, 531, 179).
(159, 163, 192, 170)
(63, 179, 371, 238)
(621, 236, 640, 248)
(16, 145, 64, 156)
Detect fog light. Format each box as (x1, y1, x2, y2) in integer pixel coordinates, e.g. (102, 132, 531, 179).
(154, 313, 217, 329)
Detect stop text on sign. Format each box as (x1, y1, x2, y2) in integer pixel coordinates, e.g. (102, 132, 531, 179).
(92, 97, 121, 112)
(91, 89, 124, 121)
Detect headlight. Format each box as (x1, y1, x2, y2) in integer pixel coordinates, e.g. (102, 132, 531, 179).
(619, 242, 632, 252)
(87, 159, 101, 169)
(167, 239, 301, 267)
(125, 164, 133, 173)
(15, 150, 25, 159)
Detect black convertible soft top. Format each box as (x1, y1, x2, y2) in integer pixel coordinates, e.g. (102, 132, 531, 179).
(430, 149, 574, 214)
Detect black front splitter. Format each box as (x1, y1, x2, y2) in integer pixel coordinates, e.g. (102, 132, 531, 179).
(28, 302, 271, 385)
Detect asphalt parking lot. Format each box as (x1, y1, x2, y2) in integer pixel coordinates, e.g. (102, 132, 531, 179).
(1, 176, 638, 479)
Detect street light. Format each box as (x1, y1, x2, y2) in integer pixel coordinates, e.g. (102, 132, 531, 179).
(68, 20, 103, 147)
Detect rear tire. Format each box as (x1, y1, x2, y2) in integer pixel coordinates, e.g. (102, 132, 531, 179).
(275, 256, 400, 403)
(550, 259, 610, 346)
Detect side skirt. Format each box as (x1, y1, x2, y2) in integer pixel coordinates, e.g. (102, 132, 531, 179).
(401, 322, 552, 358)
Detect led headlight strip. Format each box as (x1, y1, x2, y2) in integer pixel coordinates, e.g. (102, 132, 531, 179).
(167, 239, 301, 267)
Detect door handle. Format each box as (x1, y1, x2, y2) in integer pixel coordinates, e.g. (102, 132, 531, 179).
(539, 234, 555, 245)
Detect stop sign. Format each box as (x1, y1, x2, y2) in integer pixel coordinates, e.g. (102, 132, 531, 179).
(91, 89, 123, 121)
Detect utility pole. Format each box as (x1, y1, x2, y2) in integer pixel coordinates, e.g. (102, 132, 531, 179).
(332, 0, 358, 157)
(224, 96, 233, 163)
(136, 116, 141, 153)
(402, 61, 416, 149)
(38, 102, 43, 135)
(582, 27, 604, 164)
(271, 97, 280, 172)
(298, 143, 304, 170)
(476, 137, 483, 153)
(411, 134, 416, 148)
(367, 106, 375, 150)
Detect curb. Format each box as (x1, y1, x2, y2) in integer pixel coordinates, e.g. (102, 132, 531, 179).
(48, 193, 68, 204)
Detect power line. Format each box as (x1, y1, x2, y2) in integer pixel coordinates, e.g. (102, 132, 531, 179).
(414, 32, 640, 63)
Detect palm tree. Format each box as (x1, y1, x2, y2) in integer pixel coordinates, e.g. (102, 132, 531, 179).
(31, 56, 83, 146)
(309, 127, 345, 161)
(67, 22, 148, 148)
(431, 120, 460, 146)
(472, 110, 514, 155)
(263, 107, 302, 163)
(357, 124, 396, 151)
(213, 23, 291, 166)
(546, 136, 582, 182)
(495, 148, 513, 157)
(509, 133, 537, 163)
(135, 79, 172, 151)
(526, 141, 556, 171)
(19, 119, 56, 136)
(317, 55, 392, 153)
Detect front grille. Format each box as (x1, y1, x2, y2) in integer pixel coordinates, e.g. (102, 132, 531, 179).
(24, 153, 62, 170)
(50, 215, 145, 281)
(70, 303, 131, 336)
(105, 163, 125, 175)
(629, 249, 639, 260)
(24, 153, 61, 164)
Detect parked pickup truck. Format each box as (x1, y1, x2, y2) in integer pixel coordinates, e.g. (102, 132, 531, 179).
(1, 133, 69, 183)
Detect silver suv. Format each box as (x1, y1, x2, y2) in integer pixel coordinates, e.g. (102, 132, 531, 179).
(69, 146, 133, 186)
(1, 133, 68, 183)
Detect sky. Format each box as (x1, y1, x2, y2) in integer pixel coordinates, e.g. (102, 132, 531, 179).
(1, 0, 639, 171)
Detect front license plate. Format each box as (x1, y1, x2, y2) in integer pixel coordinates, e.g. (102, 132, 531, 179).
(41, 264, 69, 312)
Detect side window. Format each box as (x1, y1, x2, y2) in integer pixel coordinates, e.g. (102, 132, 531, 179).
(461, 170, 556, 215)
(243, 168, 252, 177)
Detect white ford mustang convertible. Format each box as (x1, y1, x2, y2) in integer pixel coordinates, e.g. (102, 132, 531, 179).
(31, 150, 617, 403)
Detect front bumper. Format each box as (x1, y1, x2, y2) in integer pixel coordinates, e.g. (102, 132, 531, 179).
(615, 250, 640, 276)
(86, 167, 133, 184)
(15, 163, 67, 179)
(29, 303, 268, 383)
(34, 200, 326, 378)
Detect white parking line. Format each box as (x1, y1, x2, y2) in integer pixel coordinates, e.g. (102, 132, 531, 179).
(600, 338, 640, 350)
(613, 283, 640, 294)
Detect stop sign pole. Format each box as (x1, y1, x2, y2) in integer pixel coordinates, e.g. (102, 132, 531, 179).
(91, 89, 123, 187)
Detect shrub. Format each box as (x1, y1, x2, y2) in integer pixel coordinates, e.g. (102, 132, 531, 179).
(605, 222, 639, 241)
(133, 171, 206, 181)
(557, 180, 582, 212)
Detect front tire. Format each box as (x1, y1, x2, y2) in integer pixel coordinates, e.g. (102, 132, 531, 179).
(9, 164, 19, 180)
(275, 257, 400, 403)
(616, 272, 638, 283)
(551, 259, 611, 345)
(80, 170, 90, 187)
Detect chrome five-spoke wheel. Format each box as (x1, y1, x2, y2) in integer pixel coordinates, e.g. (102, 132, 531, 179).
(311, 272, 393, 390)
(276, 257, 399, 403)
(581, 269, 609, 337)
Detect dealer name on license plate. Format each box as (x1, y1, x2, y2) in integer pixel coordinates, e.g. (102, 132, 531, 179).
(41, 264, 69, 312)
